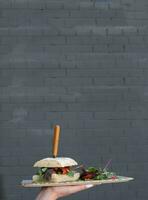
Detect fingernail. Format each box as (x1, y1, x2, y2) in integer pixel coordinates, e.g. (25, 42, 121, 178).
(85, 184, 94, 188)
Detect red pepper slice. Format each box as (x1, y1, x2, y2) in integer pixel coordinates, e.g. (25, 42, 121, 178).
(62, 167, 70, 174)
(111, 176, 117, 180)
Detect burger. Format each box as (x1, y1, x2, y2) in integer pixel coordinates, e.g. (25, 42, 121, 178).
(32, 157, 80, 183)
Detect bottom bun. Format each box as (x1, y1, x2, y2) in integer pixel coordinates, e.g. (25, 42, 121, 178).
(50, 173, 80, 183)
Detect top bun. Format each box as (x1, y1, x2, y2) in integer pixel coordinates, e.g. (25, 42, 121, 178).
(33, 157, 78, 168)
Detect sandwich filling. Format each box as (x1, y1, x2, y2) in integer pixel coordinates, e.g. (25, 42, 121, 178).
(33, 167, 79, 183)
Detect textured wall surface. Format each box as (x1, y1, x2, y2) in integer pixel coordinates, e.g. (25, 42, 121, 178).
(0, 0, 148, 199)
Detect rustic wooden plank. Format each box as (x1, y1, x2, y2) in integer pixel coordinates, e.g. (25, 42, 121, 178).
(21, 176, 134, 188)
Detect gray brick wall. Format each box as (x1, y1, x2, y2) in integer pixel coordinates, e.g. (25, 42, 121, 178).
(0, 0, 148, 199)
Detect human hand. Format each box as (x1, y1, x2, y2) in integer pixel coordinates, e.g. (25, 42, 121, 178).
(36, 184, 94, 200)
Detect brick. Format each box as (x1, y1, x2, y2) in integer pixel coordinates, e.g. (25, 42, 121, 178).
(67, 102, 129, 112)
(0, 166, 34, 176)
(27, 0, 47, 9)
(67, 35, 128, 45)
(94, 2, 109, 9)
(11, 0, 28, 9)
(0, 136, 20, 147)
(94, 77, 123, 85)
(83, 119, 130, 129)
(65, 18, 96, 27)
(70, 10, 101, 18)
(58, 27, 77, 35)
(43, 45, 92, 53)
(67, 69, 133, 77)
(0, 157, 19, 166)
(67, 53, 116, 62)
(76, 93, 123, 102)
(63, 1, 80, 9)
(0, 102, 67, 112)
(61, 112, 93, 120)
(75, 26, 107, 35)
(0, 0, 12, 9)
(0, 147, 21, 156)
(45, 1, 64, 9)
(0, 36, 66, 46)
(79, 2, 94, 9)
(94, 111, 146, 120)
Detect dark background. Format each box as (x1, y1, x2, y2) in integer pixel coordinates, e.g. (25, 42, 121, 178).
(0, 0, 148, 199)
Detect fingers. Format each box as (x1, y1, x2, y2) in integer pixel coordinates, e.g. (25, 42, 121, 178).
(39, 184, 96, 199)
(65, 184, 94, 194)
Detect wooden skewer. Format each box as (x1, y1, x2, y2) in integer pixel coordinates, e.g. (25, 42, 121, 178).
(52, 125, 60, 158)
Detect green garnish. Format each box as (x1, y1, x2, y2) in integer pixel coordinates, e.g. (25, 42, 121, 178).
(80, 166, 116, 181)
(41, 168, 48, 173)
(36, 168, 43, 176)
(36, 168, 48, 176)
(67, 171, 74, 177)
(87, 167, 99, 173)
(32, 175, 45, 183)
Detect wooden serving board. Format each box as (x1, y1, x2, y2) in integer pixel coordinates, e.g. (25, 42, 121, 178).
(21, 176, 133, 187)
